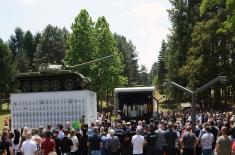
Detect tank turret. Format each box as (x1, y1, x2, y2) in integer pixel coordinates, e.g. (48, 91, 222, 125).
(13, 55, 113, 93)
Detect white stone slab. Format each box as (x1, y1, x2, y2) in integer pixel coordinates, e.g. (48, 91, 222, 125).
(11, 90, 97, 129)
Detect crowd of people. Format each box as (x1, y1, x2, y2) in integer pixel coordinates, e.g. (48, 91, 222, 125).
(1, 109, 235, 155)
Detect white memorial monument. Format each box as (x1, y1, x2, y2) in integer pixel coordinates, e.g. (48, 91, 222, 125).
(11, 90, 97, 129)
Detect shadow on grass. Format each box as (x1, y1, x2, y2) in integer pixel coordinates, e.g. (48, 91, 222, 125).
(0, 109, 10, 116)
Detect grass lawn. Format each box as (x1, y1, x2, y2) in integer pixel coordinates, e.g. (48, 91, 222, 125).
(0, 103, 11, 131)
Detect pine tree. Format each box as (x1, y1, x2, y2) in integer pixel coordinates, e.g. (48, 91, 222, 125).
(114, 33, 139, 86)
(8, 27, 24, 59)
(156, 40, 167, 87)
(36, 25, 68, 63)
(23, 31, 35, 68)
(149, 62, 158, 85)
(0, 39, 13, 110)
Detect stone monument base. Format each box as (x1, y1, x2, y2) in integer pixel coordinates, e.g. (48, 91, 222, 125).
(11, 90, 97, 129)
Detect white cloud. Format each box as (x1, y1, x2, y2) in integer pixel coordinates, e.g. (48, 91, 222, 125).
(129, 1, 171, 71)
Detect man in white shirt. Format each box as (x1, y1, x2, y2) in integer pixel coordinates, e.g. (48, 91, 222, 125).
(21, 132, 37, 155)
(131, 128, 146, 155)
(201, 126, 214, 155)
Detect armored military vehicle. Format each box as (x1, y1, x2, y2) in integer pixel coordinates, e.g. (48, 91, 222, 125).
(13, 55, 113, 93)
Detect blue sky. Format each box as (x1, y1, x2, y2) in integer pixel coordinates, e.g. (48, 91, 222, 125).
(0, 0, 171, 71)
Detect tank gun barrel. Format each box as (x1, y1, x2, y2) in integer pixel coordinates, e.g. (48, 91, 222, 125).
(65, 55, 113, 70)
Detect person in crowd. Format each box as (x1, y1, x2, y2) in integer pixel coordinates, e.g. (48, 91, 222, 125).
(107, 129, 120, 155)
(123, 122, 132, 155)
(173, 124, 181, 155)
(16, 127, 29, 155)
(89, 127, 102, 155)
(216, 127, 232, 155)
(33, 135, 42, 154)
(21, 132, 37, 155)
(41, 131, 56, 155)
(80, 128, 89, 155)
(6, 109, 235, 155)
(13, 129, 20, 154)
(38, 126, 44, 138)
(209, 121, 219, 151)
(52, 130, 60, 155)
(201, 125, 214, 155)
(88, 123, 95, 138)
(114, 123, 126, 155)
(197, 123, 210, 155)
(70, 129, 79, 154)
(46, 125, 52, 132)
(145, 124, 158, 155)
(155, 124, 165, 155)
(131, 127, 145, 155)
(58, 124, 65, 139)
(232, 139, 235, 155)
(181, 125, 197, 155)
(7, 131, 15, 155)
(100, 130, 109, 155)
(0, 130, 14, 155)
(164, 122, 178, 155)
(60, 129, 73, 155)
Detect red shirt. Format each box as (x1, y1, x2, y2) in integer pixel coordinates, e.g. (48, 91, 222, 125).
(232, 141, 235, 152)
(41, 138, 55, 155)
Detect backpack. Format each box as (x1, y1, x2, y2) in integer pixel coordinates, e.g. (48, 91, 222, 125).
(108, 136, 120, 153)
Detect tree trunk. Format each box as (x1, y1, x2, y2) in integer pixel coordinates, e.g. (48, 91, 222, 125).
(97, 96, 100, 112)
(106, 89, 109, 107)
(0, 92, 2, 112)
(100, 100, 103, 108)
(224, 85, 228, 110)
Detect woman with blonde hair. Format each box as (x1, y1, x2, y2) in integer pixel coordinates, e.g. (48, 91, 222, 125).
(15, 127, 29, 155)
(70, 129, 79, 155)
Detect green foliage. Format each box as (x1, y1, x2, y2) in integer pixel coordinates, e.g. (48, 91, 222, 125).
(163, 0, 201, 99)
(156, 40, 167, 87)
(8, 28, 39, 72)
(66, 10, 127, 104)
(138, 65, 149, 86)
(66, 9, 97, 77)
(114, 33, 139, 86)
(149, 62, 158, 85)
(184, 0, 231, 87)
(0, 39, 13, 92)
(23, 31, 35, 67)
(36, 25, 68, 63)
(93, 16, 127, 97)
(8, 27, 24, 59)
(15, 49, 30, 73)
